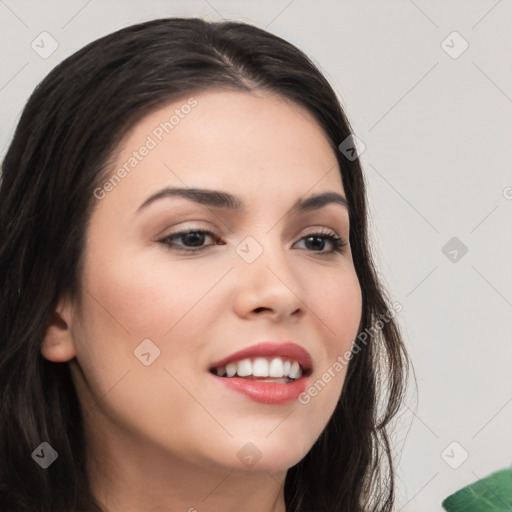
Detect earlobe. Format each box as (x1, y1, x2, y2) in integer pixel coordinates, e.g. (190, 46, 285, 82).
(41, 302, 77, 363)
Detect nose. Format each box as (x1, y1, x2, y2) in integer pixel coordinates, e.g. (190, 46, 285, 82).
(231, 238, 305, 322)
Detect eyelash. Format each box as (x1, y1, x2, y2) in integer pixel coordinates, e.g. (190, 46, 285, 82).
(159, 227, 347, 254)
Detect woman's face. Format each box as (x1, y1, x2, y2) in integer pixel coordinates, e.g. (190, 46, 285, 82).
(47, 90, 362, 477)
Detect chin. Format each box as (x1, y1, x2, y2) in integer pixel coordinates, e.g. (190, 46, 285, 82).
(226, 436, 312, 473)
(232, 455, 302, 474)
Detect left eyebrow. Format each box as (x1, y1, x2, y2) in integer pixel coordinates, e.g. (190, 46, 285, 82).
(290, 191, 350, 216)
(135, 187, 350, 216)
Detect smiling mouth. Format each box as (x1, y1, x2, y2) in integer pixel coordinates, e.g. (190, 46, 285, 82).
(209, 356, 311, 383)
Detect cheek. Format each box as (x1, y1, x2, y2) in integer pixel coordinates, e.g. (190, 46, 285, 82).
(310, 268, 363, 354)
(74, 248, 230, 409)
(84, 245, 228, 339)
(296, 270, 362, 428)
(68, 239, 166, 359)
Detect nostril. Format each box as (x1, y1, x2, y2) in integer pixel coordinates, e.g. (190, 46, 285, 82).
(253, 307, 272, 313)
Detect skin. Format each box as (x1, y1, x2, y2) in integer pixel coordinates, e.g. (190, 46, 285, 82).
(41, 90, 363, 512)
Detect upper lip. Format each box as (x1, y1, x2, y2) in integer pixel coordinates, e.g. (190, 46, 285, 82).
(209, 341, 314, 375)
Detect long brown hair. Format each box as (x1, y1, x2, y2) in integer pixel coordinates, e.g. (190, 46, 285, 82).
(0, 17, 410, 511)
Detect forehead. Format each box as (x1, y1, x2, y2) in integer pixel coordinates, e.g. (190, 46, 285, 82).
(96, 89, 345, 216)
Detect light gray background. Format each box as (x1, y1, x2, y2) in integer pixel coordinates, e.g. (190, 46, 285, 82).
(1, 1, 511, 510)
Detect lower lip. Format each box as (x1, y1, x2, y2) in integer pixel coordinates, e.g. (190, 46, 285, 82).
(211, 374, 309, 405)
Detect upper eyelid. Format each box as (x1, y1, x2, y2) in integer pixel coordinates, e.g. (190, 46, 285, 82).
(161, 225, 344, 238)
(157, 212, 348, 234)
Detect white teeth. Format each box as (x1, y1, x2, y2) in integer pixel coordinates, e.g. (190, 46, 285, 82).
(252, 358, 269, 377)
(226, 362, 237, 378)
(288, 361, 301, 379)
(268, 358, 284, 378)
(236, 358, 252, 377)
(213, 357, 303, 380)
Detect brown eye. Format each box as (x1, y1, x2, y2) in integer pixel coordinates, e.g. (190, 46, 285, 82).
(160, 229, 220, 252)
(294, 230, 346, 254)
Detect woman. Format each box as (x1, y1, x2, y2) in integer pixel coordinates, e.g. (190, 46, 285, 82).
(0, 17, 410, 512)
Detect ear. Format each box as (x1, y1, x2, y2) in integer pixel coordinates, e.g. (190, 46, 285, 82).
(41, 296, 77, 362)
